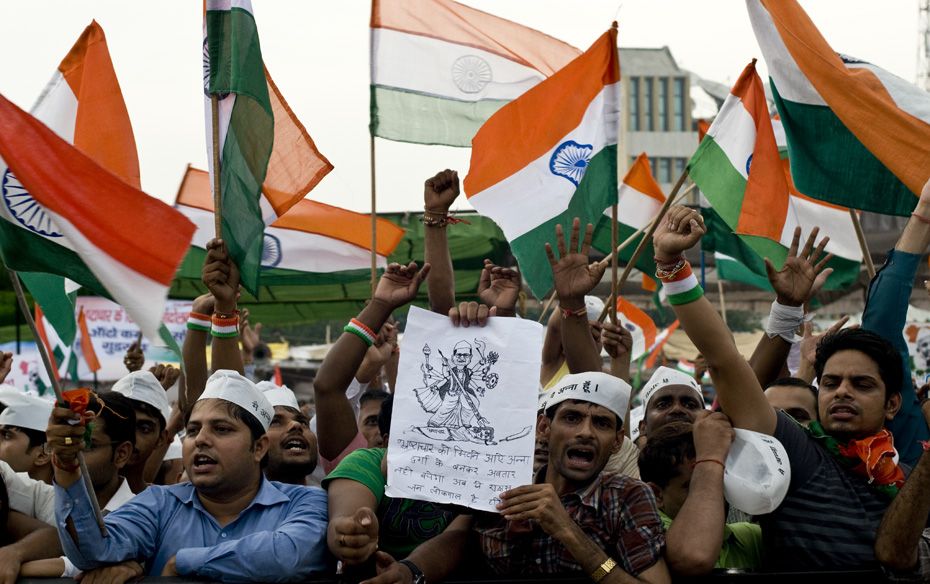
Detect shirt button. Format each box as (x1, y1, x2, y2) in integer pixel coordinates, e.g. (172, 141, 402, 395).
(221, 533, 227, 538)
(536, 558, 542, 565)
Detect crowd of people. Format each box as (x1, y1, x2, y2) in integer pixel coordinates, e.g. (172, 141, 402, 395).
(1, 169, 930, 582)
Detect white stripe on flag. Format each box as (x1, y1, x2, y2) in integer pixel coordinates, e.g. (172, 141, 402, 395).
(707, 94, 756, 180)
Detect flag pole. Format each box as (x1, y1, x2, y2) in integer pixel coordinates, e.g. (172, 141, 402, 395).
(717, 279, 728, 325)
(369, 135, 378, 293)
(210, 94, 223, 239)
(537, 289, 558, 323)
(609, 20, 622, 325)
(597, 168, 690, 323)
(848, 208, 875, 279)
(6, 268, 108, 535)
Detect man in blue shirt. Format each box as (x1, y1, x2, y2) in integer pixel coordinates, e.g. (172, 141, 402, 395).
(48, 370, 330, 582)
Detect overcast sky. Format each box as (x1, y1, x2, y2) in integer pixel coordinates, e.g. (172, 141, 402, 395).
(0, 1, 920, 212)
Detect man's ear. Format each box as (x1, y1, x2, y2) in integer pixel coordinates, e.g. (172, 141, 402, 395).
(885, 392, 903, 421)
(156, 429, 169, 449)
(32, 444, 50, 468)
(253, 435, 270, 462)
(536, 413, 551, 439)
(612, 431, 623, 454)
(113, 440, 134, 470)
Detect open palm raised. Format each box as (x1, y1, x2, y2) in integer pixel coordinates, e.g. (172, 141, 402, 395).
(545, 218, 606, 300)
(373, 262, 431, 309)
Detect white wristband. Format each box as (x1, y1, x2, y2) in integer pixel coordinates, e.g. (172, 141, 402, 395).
(765, 300, 807, 343)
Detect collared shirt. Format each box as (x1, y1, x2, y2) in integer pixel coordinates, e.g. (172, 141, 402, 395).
(474, 467, 664, 576)
(56, 476, 331, 581)
(1, 459, 55, 524)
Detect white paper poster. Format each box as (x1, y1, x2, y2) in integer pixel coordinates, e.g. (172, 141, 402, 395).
(386, 306, 544, 512)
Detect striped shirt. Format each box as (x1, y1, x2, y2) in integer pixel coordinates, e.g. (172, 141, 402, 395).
(762, 411, 893, 570)
(474, 469, 664, 576)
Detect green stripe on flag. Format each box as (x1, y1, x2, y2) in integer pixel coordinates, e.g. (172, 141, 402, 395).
(207, 6, 274, 296)
(19, 272, 77, 345)
(701, 206, 859, 291)
(771, 82, 916, 217)
(510, 145, 618, 298)
(370, 85, 509, 147)
(688, 137, 747, 226)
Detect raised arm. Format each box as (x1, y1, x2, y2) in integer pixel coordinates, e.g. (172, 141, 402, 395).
(602, 321, 633, 382)
(663, 411, 734, 576)
(314, 262, 429, 460)
(202, 238, 244, 375)
(477, 259, 520, 318)
(875, 392, 930, 572)
(540, 309, 564, 385)
(748, 227, 832, 386)
(181, 293, 214, 411)
(423, 170, 459, 315)
(546, 219, 607, 375)
(864, 184, 930, 465)
(654, 206, 776, 435)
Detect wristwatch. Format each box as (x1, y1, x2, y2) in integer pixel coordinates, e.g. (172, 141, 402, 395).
(398, 559, 426, 584)
(591, 557, 617, 583)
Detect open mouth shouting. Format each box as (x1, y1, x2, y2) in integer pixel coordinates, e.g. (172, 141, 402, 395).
(191, 452, 218, 474)
(281, 435, 309, 455)
(564, 444, 597, 471)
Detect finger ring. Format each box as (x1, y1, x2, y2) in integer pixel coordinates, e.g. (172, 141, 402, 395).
(64, 437, 73, 445)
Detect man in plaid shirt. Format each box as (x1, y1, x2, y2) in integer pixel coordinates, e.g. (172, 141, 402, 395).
(366, 371, 669, 584)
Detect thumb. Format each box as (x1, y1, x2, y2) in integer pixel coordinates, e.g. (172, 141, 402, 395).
(763, 258, 777, 281)
(373, 550, 396, 572)
(355, 507, 377, 528)
(254, 323, 263, 336)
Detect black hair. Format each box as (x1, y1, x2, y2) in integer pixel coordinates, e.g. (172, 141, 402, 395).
(814, 328, 903, 399)
(133, 401, 167, 433)
(0, 472, 8, 540)
(359, 389, 391, 408)
(765, 377, 818, 401)
(20, 427, 47, 450)
(96, 393, 137, 450)
(378, 394, 394, 438)
(544, 399, 622, 430)
(638, 421, 695, 488)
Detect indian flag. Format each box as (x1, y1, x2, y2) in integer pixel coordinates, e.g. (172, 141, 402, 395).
(592, 153, 663, 291)
(204, 0, 274, 294)
(176, 166, 403, 283)
(747, 0, 930, 216)
(370, 0, 580, 147)
(0, 92, 195, 342)
(464, 28, 620, 298)
(689, 60, 861, 290)
(616, 296, 657, 360)
(0, 22, 139, 347)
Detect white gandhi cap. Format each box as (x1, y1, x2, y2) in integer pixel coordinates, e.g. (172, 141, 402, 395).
(111, 371, 171, 425)
(255, 381, 299, 410)
(723, 428, 791, 515)
(0, 389, 54, 433)
(199, 370, 273, 431)
(538, 371, 631, 423)
(640, 366, 705, 412)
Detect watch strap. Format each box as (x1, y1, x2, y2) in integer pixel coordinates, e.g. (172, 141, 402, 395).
(591, 557, 617, 583)
(399, 559, 426, 584)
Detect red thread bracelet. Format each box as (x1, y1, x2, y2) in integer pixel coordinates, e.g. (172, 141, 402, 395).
(694, 458, 726, 469)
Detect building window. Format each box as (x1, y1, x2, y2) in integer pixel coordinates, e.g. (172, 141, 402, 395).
(673, 78, 685, 131)
(629, 77, 640, 131)
(658, 78, 669, 131)
(654, 158, 669, 183)
(644, 78, 654, 131)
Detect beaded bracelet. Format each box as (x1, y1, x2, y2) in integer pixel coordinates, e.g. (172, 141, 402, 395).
(344, 318, 376, 346)
(187, 312, 212, 332)
(420, 210, 471, 228)
(211, 313, 239, 338)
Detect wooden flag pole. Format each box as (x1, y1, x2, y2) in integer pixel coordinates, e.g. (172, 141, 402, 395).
(848, 208, 876, 279)
(717, 279, 728, 325)
(597, 168, 690, 323)
(369, 135, 378, 293)
(537, 289, 558, 323)
(210, 94, 223, 239)
(7, 268, 108, 535)
(610, 204, 619, 324)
